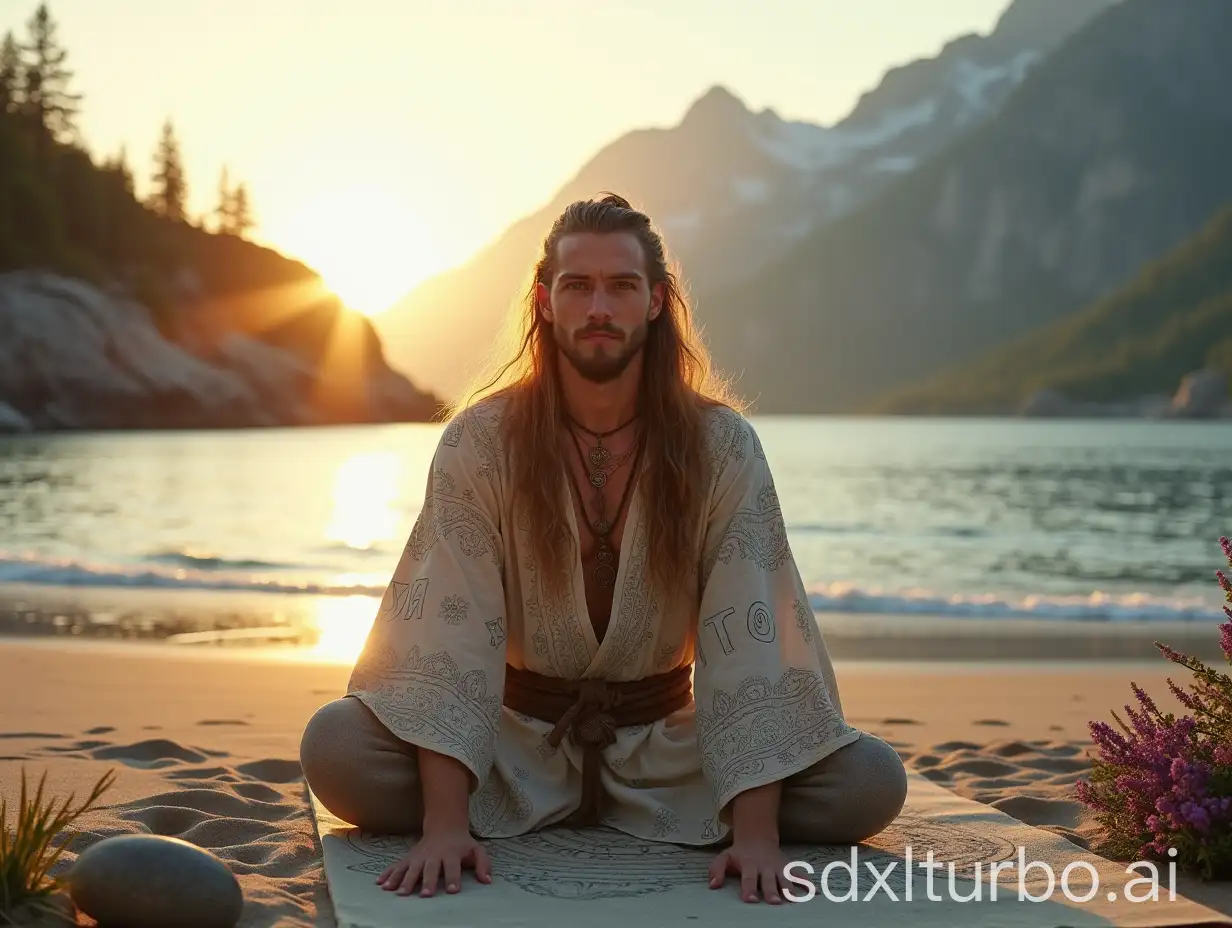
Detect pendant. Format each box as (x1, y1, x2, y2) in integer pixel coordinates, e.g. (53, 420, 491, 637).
(596, 548, 614, 564)
(593, 563, 616, 587)
(589, 469, 607, 489)
(593, 518, 611, 535)
(589, 444, 611, 467)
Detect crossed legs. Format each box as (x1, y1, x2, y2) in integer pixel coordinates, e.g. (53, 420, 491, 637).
(300, 696, 907, 844)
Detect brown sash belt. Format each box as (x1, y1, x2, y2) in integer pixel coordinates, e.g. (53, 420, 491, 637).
(503, 663, 693, 825)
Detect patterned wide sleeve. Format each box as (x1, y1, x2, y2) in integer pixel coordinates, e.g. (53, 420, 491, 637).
(346, 407, 507, 793)
(693, 411, 859, 817)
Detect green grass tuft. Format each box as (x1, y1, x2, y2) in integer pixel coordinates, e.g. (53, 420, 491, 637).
(0, 767, 116, 924)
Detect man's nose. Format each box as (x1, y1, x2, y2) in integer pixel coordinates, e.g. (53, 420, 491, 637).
(586, 290, 614, 320)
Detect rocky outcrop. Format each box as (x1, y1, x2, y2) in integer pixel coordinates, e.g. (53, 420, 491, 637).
(0, 271, 439, 431)
(0, 401, 31, 433)
(1171, 368, 1229, 419)
(1019, 369, 1230, 419)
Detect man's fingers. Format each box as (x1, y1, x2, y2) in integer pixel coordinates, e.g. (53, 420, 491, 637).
(740, 864, 758, 903)
(395, 858, 422, 896)
(761, 867, 782, 904)
(444, 855, 463, 894)
(419, 857, 441, 897)
(473, 844, 493, 883)
(778, 865, 798, 900)
(377, 861, 403, 886)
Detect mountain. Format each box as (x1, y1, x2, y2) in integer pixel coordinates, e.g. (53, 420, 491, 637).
(375, 0, 1115, 400)
(696, 0, 1232, 413)
(865, 202, 1232, 416)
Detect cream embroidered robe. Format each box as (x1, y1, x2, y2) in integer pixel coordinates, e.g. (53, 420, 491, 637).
(347, 395, 860, 845)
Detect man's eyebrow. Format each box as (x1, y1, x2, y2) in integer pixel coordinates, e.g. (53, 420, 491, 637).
(557, 271, 645, 282)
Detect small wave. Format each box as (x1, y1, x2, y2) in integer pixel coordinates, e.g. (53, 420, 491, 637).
(0, 551, 386, 597)
(788, 523, 986, 539)
(143, 550, 292, 572)
(807, 584, 1226, 622)
(1, 550, 1225, 624)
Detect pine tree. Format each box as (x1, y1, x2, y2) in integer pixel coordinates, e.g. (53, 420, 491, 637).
(229, 182, 253, 237)
(149, 117, 187, 222)
(213, 164, 232, 232)
(102, 144, 135, 197)
(18, 3, 81, 144)
(0, 31, 21, 117)
(212, 165, 254, 237)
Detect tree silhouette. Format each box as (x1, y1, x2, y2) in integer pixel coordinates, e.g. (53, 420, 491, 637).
(102, 145, 135, 197)
(149, 117, 187, 222)
(229, 182, 253, 236)
(213, 164, 232, 232)
(212, 165, 254, 237)
(18, 3, 81, 149)
(0, 32, 20, 117)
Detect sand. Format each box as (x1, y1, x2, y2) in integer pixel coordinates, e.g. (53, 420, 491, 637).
(2, 626, 1231, 926)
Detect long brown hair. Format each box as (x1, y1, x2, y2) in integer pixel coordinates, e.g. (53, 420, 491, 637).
(450, 193, 744, 598)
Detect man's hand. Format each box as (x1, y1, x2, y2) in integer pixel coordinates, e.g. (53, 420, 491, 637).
(377, 825, 492, 897)
(708, 838, 792, 904)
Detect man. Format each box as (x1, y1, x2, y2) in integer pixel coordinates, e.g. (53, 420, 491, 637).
(300, 194, 907, 905)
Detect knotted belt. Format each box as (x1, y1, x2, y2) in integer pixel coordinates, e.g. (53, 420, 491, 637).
(503, 663, 693, 825)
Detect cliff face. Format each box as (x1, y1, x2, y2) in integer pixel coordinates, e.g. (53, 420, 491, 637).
(0, 271, 440, 432)
(870, 203, 1232, 416)
(697, 0, 1232, 413)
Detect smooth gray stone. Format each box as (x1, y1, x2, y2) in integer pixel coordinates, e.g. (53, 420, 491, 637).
(68, 834, 243, 928)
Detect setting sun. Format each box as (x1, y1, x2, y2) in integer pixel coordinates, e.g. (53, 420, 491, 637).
(266, 183, 444, 317)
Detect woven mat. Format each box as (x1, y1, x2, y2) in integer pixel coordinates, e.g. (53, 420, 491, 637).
(311, 771, 1231, 927)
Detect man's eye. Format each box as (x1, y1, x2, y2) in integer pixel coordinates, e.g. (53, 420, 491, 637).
(565, 281, 588, 290)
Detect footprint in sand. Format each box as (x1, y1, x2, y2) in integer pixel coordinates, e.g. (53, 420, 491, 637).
(41, 739, 113, 754)
(972, 719, 1010, 727)
(990, 795, 1084, 829)
(85, 726, 115, 735)
(879, 718, 922, 726)
(938, 758, 1021, 778)
(233, 782, 285, 803)
(932, 740, 982, 752)
(236, 759, 302, 783)
(89, 739, 226, 769)
(196, 719, 250, 727)
(1016, 755, 1090, 774)
(165, 766, 234, 781)
(0, 731, 66, 739)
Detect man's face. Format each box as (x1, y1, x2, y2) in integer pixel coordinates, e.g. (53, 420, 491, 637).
(537, 231, 664, 383)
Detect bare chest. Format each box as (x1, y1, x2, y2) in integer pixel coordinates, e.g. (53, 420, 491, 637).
(560, 431, 640, 642)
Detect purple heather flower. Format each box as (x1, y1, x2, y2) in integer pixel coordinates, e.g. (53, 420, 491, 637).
(1221, 536, 1231, 561)
(1222, 624, 1232, 662)
(1169, 677, 1203, 712)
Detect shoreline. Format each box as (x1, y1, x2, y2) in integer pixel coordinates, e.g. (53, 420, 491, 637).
(1, 582, 1227, 664)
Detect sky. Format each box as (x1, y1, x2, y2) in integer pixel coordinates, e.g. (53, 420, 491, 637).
(4, 0, 1009, 314)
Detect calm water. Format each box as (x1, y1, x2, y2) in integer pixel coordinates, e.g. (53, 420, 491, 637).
(1, 417, 1230, 633)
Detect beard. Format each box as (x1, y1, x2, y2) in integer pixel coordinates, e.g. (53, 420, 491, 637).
(555, 319, 649, 383)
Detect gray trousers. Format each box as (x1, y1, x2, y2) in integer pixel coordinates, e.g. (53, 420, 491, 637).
(301, 695, 907, 845)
